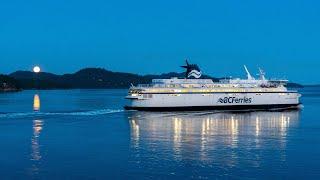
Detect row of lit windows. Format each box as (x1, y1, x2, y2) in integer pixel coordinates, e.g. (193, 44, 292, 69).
(143, 88, 286, 93)
(135, 93, 292, 99)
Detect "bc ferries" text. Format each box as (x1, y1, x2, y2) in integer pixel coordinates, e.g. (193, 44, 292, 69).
(218, 97, 252, 104)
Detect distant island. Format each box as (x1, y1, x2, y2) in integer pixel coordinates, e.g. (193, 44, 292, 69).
(0, 68, 304, 91)
(304, 84, 320, 87)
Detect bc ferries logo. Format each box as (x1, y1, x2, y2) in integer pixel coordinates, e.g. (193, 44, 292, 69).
(188, 70, 202, 79)
(181, 60, 202, 79)
(218, 97, 252, 104)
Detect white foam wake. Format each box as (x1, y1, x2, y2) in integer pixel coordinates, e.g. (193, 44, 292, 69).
(0, 109, 124, 118)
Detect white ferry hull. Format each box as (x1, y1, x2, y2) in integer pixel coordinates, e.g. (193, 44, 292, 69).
(125, 92, 301, 111)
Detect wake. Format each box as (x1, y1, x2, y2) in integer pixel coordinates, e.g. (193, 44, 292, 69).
(0, 109, 124, 118)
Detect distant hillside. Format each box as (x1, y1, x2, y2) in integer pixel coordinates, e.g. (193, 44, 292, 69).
(9, 68, 220, 89)
(8, 68, 304, 90)
(0, 74, 21, 92)
(286, 82, 304, 88)
(303, 84, 320, 87)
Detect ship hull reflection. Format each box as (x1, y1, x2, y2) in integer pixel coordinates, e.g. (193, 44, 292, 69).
(128, 110, 300, 165)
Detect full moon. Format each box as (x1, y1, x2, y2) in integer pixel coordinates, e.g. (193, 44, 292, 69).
(33, 66, 41, 73)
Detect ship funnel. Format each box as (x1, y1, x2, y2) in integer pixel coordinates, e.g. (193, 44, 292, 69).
(181, 60, 202, 79)
(244, 65, 255, 80)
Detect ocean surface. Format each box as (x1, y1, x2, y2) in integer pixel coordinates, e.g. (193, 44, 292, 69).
(0, 88, 319, 179)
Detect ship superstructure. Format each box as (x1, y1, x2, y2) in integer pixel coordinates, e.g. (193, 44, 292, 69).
(125, 61, 301, 111)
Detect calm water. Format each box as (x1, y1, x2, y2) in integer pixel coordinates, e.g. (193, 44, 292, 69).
(0, 88, 319, 179)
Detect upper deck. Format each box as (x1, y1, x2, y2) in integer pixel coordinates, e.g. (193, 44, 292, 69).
(130, 78, 290, 94)
(128, 61, 293, 94)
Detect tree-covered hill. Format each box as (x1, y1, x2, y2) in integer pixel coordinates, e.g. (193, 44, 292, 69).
(8, 68, 303, 90)
(8, 68, 220, 89)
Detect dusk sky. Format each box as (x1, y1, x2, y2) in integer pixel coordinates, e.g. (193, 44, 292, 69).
(1, 0, 320, 84)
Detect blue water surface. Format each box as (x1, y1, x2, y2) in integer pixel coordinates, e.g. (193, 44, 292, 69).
(0, 88, 319, 179)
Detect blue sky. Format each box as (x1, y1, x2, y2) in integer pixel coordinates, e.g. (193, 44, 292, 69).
(1, 0, 320, 84)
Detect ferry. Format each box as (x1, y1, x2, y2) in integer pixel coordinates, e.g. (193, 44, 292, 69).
(124, 60, 301, 111)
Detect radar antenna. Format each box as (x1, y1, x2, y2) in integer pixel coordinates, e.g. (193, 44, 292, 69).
(258, 67, 266, 80)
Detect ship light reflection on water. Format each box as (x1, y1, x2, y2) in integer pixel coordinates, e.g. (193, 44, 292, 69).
(128, 110, 300, 165)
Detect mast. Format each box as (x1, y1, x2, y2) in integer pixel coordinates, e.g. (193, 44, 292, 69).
(244, 65, 255, 80)
(258, 68, 266, 80)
